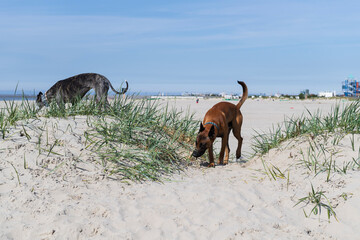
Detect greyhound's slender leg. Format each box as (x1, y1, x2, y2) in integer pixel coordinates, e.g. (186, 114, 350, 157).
(55, 95, 64, 108)
(95, 84, 109, 110)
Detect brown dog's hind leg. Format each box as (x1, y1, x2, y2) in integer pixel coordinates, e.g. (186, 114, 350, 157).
(223, 130, 231, 165)
(233, 115, 243, 159)
(219, 132, 230, 165)
(235, 135, 243, 159)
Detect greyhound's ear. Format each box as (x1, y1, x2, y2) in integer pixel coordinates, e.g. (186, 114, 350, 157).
(36, 92, 43, 102)
(199, 122, 205, 132)
(209, 125, 215, 138)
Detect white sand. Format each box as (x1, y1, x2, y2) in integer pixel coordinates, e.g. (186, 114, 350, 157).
(1, 98, 359, 239)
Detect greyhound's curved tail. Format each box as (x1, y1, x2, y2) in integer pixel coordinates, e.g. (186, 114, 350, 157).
(236, 81, 248, 109)
(110, 80, 129, 95)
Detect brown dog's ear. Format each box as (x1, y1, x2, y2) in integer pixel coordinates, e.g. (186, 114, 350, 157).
(199, 122, 205, 132)
(208, 125, 215, 138)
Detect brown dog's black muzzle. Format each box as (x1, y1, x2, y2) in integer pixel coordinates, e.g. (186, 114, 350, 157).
(192, 149, 206, 158)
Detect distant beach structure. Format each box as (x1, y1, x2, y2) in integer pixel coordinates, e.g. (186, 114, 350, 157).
(342, 76, 360, 97)
(318, 91, 336, 98)
(150, 95, 203, 100)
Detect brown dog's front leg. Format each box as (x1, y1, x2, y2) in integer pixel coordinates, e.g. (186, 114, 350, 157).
(208, 145, 215, 167)
(219, 135, 229, 165)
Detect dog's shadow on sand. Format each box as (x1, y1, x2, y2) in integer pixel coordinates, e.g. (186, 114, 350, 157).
(199, 158, 248, 167)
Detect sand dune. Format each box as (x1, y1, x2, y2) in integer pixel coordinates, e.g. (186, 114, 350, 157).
(1, 98, 359, 239)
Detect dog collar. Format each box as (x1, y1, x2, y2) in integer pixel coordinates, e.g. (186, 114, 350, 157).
(204, 122, 219, 132)
(41, 94, 49, 107)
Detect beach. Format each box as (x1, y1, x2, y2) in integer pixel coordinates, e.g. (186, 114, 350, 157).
(1, 98, 359, 239)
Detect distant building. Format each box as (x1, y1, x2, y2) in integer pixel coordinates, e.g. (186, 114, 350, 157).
(319, 91, 336, 98)
(220, 92, 240, 99)
(342, 76, 360, 97)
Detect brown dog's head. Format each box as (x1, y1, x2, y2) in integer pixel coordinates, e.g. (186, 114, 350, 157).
(192, 122, 216, 158)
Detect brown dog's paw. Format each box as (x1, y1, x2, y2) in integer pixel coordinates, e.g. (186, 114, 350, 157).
(208, 162, 215, 168)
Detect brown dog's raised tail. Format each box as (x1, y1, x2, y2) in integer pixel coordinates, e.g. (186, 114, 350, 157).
(236, 81, 248, 109)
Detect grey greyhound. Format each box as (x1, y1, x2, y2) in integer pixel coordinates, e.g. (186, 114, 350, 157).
(36, 73, 128, 108)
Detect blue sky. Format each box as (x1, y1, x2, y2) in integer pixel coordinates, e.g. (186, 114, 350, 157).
(1, 0, 360, 95)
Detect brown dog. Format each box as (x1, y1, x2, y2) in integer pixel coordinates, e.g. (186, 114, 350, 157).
(192, 81, 248, 167)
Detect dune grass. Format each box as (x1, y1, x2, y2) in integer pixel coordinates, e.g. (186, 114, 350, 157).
(295, 184, 338, 222)
(83, 96, 198, 181)
(252, 100, 360, 222)
(253, 100, 360, 180)
(252, 101, 360, 155)
(0, 92, 199, 182)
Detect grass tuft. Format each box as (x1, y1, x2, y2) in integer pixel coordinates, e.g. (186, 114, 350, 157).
(295, 184, 338, 222)
(84, 95, 198, 181)
(1, 90, 199, 182)
(252, 101, 360, 155)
